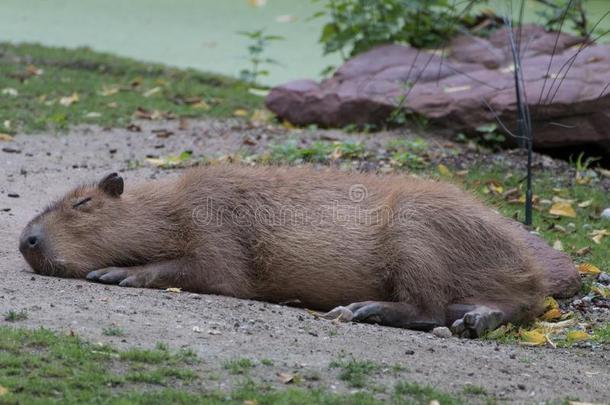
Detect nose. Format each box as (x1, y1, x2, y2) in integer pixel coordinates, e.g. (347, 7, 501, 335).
(19, 224, 44, 254)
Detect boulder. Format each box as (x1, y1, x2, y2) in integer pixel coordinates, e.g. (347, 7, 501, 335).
(266, 25, 610, 152)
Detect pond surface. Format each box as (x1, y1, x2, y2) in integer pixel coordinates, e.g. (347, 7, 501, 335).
(0, 0, 608, 85)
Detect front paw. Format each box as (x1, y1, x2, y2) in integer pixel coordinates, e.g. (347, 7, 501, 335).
(86, 267, 132, 285)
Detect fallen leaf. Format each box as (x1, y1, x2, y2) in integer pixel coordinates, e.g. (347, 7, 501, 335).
(566, 330, 589, 342)
(143, 87, 161, 97)
(191, 101, 210, 110)
(233, 109, 249, 117)
(486, 180, 503, 194)
(577, 200, 592, 208)
(99, 86, 119, 96)
(59, 92, 79, 106)
(437, 164, 452, 177)
(85, 112, 102, 118)
(0, 386, 7, 396)
(277, 372, 294, 384)
(519, 329, 547, 346)
(536, 319, 577, 332)
(0, 133, 14, 141)
(552, 240, 563, 251)
(577, 263, 601, 275)
(126, 123, 142, 132)
(166, 287, 181, 293)
(26, 64, 43, 76)
(1, 88, 18, 96)
(575, 246, 592, 256)
(597, 168, 610, 178)
(247, 0, 267, 6)
(541, 308, 562, 321)
(243, 401, 258, 405)
(590, 229, 609, 244)
(549, 202, 576, 218)
(250, 109, 273, 125)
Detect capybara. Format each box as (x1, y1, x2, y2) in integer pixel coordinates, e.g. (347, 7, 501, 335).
(19, 165, 547, 337)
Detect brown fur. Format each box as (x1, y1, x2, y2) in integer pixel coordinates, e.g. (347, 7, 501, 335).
(20, 165, 546, 324)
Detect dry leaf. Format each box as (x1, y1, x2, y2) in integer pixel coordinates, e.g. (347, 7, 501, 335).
(243, 400, 258, 405)
(0, 133, 14, 142)
(443, 85, 472, 93)
(277, 372, 294, 384)
(575, 246, 592, 256)
(437, 164, 452, 177)
(166, 287, 181, 293)
(1, 88, 18, 96)
(590, 229, 609, 244)
(541, 308, 562, 321)
(233, 109, 249, 117)
(552, 240, 563, 251)
(520, 329, 547, 346)
(99, 86, 119, 96)
(247, 0, 267, 6)
(59, 92, 79, 106)
(143, 87, 161, 97)
(536, 319, 577, 332)
(549, 202, 576, 218)
(577, 263, 601, 275)
(0, 386, 7, 396)
(577, 200, 592, 208)
(566, 330, 589, 342)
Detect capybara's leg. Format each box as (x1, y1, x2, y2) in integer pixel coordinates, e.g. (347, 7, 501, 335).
(86, 259, 189, 289)
(322, 301, 443, 331)
(449, 304, 507, 338)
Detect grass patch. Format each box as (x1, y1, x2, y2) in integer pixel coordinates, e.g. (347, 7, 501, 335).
(395, 382, 464, 404)
(223, 358, 255, 375)
(102, 326, 125, 337)
(462, 384, 487, 396)
(592, 323, 610, 344)
(4, 310, 28, 322)
(330, 358, 380, 388)
(0, 42, 262, 134)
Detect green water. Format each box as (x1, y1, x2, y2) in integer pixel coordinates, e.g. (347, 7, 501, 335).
(0, 0, 608, 85)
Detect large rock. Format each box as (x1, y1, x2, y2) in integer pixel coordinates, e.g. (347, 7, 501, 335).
(267, 25, 610, 151)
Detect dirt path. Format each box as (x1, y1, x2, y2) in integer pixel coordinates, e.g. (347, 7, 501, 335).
(1, 121, 608, 403)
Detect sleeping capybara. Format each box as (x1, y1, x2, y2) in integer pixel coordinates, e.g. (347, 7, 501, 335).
(19, 165, 548, 337)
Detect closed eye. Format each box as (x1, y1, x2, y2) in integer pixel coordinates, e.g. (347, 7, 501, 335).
(72, 197, 92, 209)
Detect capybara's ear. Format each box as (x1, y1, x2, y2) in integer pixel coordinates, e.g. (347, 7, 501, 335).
(98, 173, 124, 198)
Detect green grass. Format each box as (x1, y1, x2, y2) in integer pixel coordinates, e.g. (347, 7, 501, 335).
(329, 358, 380, 388)
(102, 326, 125, 337)
(0, 326, 468, 404)
(592, 323, 610, 344)
(223, 358, 255, 375)
(4, 310, 28, 322)
(460, 166, 609, 271)
(0, 43, 263, 134)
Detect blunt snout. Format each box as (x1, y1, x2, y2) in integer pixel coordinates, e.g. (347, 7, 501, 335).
(19, 223, 45, 256)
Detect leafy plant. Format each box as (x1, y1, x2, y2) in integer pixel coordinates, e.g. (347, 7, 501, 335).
(533, 0, 589, 37)
(238, 29, 284, 85)
(311, 0, 474, 58)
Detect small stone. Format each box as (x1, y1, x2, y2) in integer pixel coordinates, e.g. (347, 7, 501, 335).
(598, 273, 610, 284)
(7, 193, 19, 198)
(517, 384, 526, 390)
(601, 208, 610, 219)
(432, 326, 452, 338)
(405, 350, 415, 355)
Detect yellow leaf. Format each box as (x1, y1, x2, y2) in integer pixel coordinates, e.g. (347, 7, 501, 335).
(541, 308, 562, 321)
(543, 296, 559, 310)
(191, 101, 210, 110)
(0, 133, 14, 141)
(549, 202, 576, 218)
(591, 285, 610, 299)
(552, 240, 563, 251)
(437, 164, 452, 177)
(165, 287, 181, 293)
(59, 92, 79, 106)
(519, 329, 547, 346)
(0, 385, 7, 396)
(577, 200, 592, 208)
(143, 87, 161, 97)
(277, 372, 294, 384)
(99, 86, 119, 96)
(247, 0, 266, 6)
(577, 263, 601, 275)
(233, 109, 249, 117)
(145, 158, 166, 167)
(589, 229, 609, 244)
(566, 330, 589, 342)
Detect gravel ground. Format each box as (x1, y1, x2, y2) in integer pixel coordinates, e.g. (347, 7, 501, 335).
(1, 120, 608, 403)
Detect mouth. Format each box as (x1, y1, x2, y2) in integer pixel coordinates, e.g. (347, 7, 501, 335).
(21, 249, 67, 276)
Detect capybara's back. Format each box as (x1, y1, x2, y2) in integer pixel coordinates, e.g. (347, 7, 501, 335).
(20, 165, 546, 337)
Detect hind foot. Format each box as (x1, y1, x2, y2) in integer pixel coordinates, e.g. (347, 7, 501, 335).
(322, 301, 441, 331)
(450, 305, 504, 338)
